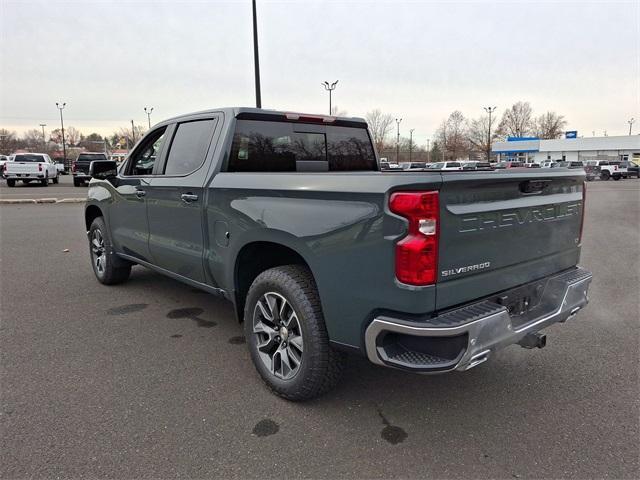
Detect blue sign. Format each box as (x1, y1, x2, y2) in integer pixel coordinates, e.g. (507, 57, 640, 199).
(565, 131, 577, 139)
(507, 137, 538, 142)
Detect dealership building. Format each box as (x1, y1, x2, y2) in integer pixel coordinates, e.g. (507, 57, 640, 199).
(492, 134, 640, 163)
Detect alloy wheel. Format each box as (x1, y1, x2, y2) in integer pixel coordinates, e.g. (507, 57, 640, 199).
(252, 292, 304, 380)
(91, 229, 106, 275)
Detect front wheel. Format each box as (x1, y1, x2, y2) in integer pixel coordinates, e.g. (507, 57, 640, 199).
(600, 171, 611, 181)
(52, 174, 59, 184)
(41, 176, 49, 186)
(88, 216, 132, 285)
(73, 178, 82, 187)
(244, 265, 345, 401)
(6, 179, 15, 187)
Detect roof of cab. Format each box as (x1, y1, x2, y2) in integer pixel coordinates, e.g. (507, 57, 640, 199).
(156, 107, 367, 128)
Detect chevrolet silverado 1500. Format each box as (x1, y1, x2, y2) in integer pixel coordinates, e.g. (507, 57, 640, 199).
(4, 153, 59, 186)
(84, 108, 592, 400)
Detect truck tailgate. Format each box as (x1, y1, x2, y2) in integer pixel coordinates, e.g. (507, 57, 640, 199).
(6, 162, 41, 174)
(436, 169, 585, 310)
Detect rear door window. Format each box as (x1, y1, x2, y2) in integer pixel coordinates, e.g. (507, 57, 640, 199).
(163, 119, 217, 175)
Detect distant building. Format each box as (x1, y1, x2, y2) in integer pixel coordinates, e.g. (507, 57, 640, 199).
(492, 135, 640, 163)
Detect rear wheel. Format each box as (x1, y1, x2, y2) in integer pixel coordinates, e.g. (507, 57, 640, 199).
(73, 177, 81, 187)
(600, 171, 610, 181)
(52, 174, 59, 184)
(41, 175, 49, 186)
(88, 216, 132, 285)
(613, 174, 621, 181)
(6, 179, 15, 187)
(244, 265, 345, 401)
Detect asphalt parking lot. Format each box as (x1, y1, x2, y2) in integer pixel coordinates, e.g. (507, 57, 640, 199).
(1, 180, 638, 479)
(0, 174, 87, 201)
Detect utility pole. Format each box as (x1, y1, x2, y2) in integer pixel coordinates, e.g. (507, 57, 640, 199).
(629, 118, 635, 135)
(131, 120, 136, 144)
(395, 118, 402, 163)
(322, 81, 338, 115)
(252, 0, 262, 108)
(39, 123, 47, 147)
(144, 107, 154, 129)
(55, 102, 66, 166)
(484, 106, 497, 161)
(409, 129, 414, 162)
(427, 138, 430, 163)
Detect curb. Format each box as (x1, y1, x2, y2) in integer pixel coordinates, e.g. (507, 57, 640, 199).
(0, 198, 85, 205)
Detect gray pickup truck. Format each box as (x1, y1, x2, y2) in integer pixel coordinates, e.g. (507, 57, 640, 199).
(84, 107, 592, 400)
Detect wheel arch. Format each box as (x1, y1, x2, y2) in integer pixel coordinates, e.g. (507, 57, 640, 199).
(85, 204, 104, 231)
(233, 240, 314, 323)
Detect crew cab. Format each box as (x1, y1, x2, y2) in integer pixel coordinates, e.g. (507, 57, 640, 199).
(3, 153, 59, 186)
(74, 152, 108, 186)
(84, 107, 592, 400)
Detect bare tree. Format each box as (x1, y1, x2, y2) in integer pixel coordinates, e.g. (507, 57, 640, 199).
(496, 101, 534, 139)
(65, 126, 82, 146)
(22, 129, 43, 149)
(365, 109, 394, 152)
(436, 110, 468, 160)
(534, 111, 567, 139)
(330, 105, 348, 117)
(0, 128, 18, 154)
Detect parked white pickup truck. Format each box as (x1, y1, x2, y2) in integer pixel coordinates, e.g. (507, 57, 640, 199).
(3, 153, 59, 187)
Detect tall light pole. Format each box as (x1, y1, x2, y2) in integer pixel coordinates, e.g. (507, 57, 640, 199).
(56, 102, 66, 165)
(39, 123, 47, 147)
(484, 106, 497, 161)
(629, 118, 635, 135)
(144, 107, 154, 129)
(322, 80, 338, 115)
(252, 0, 262, 108)
(395, 118, 402, 163)
(131, 120, 136, 145)
(409, 129, 415, 162)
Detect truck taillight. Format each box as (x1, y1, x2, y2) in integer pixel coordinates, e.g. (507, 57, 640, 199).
(579, 181, 586, 244)
(38, 163, 42, 172)
(389, 191, 439, 286)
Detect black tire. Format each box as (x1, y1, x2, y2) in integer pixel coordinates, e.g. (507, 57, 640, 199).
(73, 178, 80, 187)
(6, 179, 15, 187)
(244, 265, 345, 401)
(600, 171, 610, 181)
(41, 175, 49, 186)
(613, 174, 621, 181)
(52, 175, 59, 184)
(88, 216, 132, 285)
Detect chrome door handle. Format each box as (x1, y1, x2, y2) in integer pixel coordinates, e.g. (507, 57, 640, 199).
(135, 189, 146, 198)
(181, 193, 198, 203)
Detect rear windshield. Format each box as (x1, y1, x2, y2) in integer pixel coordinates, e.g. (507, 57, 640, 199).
(446, 162, 461, 167)
(13, 154, 44, 162)
(77, 153, 107, 161)
(228, 120, 376, 172)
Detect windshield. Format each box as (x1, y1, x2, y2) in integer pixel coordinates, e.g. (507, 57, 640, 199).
(13, 154, 44, 162)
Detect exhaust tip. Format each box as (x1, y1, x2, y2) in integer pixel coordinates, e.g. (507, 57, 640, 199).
(518, 332, 547, 349)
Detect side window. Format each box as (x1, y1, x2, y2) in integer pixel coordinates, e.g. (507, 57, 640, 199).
(126, 127, 167, 176)
(163, 119, 217, 176)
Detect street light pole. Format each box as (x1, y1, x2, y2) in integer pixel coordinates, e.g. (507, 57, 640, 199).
(484, 106, 497, 161)
(629, 118, 635, 135)
(56, 102, 66, 166)
(252, 0, 262, 108)
(322, 81, 338, 115)
(427, 138, 430, 163)
(131, 120, 136, 144)
(39, 123, 47, 147)
(395, 118, 402, 163)
(409, 129, 414, 162)
(144, 107, 154, 129)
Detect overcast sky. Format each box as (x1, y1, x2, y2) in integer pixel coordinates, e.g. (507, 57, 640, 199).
(1, 0, 638, 145)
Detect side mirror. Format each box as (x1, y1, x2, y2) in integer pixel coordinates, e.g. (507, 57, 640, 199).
(90, 160, 118, 180)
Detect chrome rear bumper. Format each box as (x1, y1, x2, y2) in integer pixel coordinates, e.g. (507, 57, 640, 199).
(365, 267, 592, 372)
